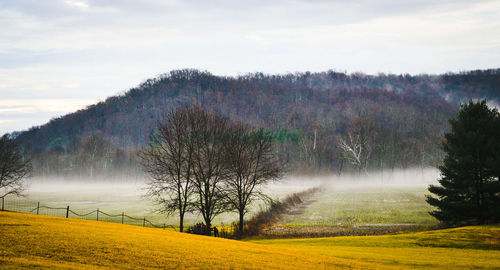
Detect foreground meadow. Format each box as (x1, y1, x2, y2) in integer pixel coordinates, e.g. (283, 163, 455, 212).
(1, 211, 500, 269)
(251, 226, 500, 269)
(0, 211, 373, 269)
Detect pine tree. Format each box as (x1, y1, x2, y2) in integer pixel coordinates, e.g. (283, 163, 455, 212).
(426, 100, 500, 225)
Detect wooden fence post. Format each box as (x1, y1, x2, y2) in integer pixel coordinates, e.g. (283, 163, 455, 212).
(143, 218, 145, 227)
(1, 197, 4, 211)
(36, 202, 40, 214)
(66, 206, 69, 218)
(97, 208, 99, 221)
(122, 212, 124, 224)
(163, 224, 165, 230)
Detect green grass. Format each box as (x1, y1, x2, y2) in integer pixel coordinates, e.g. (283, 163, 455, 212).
(5, 179, 312, 228)
(8, 178, 437, 234)
(283, 187, 437, 227)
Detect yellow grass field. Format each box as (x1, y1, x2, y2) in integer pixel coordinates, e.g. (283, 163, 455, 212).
(1, 211, 500, 269)
(251, 226, 500, 269)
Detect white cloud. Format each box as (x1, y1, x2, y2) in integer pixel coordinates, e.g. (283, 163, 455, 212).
(64, 0, 90, 11)
(0, 99, 97, 114)
(62, 83, 81, 89)
(0, 98, 98, 134)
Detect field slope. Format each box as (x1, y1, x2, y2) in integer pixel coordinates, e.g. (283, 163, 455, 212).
(251, 226, 500, 269)
(1, 211, 500, 269)
(0, 211, 378, 269)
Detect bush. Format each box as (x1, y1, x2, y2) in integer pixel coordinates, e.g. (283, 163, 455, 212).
(186, 223, 211, 235)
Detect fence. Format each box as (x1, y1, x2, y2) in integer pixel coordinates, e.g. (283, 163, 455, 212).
(0, 196, 175, 231)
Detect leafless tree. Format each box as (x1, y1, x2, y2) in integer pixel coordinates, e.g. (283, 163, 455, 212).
(338, 132, 364, 170)
(338, 117, 374, 174)
(0, 134, 31, 199)
(189, 107, 230, 233)
(140, 109, 195, 232)
(141, 106, 283, 234)
(224, 125, 283, 234)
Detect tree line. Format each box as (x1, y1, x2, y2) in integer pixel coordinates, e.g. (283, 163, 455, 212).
(28, 133, 140, 178)
(139, 107, 283, 233)
(15, 68, 468, 176)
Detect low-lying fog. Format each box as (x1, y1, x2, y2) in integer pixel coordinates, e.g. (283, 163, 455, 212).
(25, 168, 439, 197)
(10, 168, 439, 226)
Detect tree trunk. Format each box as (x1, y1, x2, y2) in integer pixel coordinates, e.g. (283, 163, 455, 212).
(179, 213, 184, 232)
(206, 220, 211, 236)
(239, 211, 245, 233)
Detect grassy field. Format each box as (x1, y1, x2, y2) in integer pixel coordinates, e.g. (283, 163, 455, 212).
(0, 211, 376, 269)
(259, 178, 440, 237)
(4, 178, 317, 228)
(283, 187, 436, 227)
(6, 171, 439, 235)
(1, 211, 500, 269)
(251, 226, 500, 269)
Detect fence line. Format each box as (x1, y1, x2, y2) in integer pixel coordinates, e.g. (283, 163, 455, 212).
(1, 196, 176, 231)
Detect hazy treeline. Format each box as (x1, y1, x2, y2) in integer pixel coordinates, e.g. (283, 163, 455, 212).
(14, 68, 500, 175)
(30, 133, 141, 178)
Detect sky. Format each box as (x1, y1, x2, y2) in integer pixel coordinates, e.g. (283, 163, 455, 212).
(1, 0, 500, 134)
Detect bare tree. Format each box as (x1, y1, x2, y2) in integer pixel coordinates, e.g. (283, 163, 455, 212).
(224, 125, 283, 234)
(0, 134, 31, 199)
(338, 132, 364, 171)
(189, 107, 230, 233)
(140, 106, 283, 234)
(338, 117, 374, 174)
(139, 109, 195, 232)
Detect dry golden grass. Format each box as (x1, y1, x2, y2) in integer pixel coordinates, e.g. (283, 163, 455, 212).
(251, 226, 500, 269)
(2, 211, 499, 269)
(0, 211, 381, 269)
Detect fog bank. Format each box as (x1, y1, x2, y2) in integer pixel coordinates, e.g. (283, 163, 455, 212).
(282, 168, 439, 192)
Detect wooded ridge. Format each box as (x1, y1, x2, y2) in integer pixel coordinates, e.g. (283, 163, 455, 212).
(14, 68, 500, 175)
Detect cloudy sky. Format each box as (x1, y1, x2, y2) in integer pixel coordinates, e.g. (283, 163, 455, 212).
(1, 0, 500, 134)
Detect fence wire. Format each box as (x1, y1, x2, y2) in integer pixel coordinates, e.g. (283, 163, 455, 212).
(0, 197, 175, 231)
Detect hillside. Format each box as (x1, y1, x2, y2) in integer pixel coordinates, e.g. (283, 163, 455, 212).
(14, 69, 500, 175)
(0, 211, 376, 269)
(252, 225, 500, 269)
(1, 211, 499, 269)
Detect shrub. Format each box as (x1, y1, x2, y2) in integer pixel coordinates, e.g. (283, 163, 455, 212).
(186, 223, 211, 235)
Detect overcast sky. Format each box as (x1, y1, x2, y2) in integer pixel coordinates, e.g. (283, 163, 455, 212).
(1, 0, 500, 134)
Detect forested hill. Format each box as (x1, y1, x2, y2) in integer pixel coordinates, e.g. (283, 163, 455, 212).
(14, 68, 500, 175)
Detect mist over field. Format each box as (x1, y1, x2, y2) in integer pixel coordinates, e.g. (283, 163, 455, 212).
(25, 168, 439, 197)
(288, 168, 439, 190)
(8, 168, 439, 229)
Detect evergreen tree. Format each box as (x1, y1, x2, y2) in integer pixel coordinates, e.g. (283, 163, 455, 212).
(426, 100, 500, 225)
